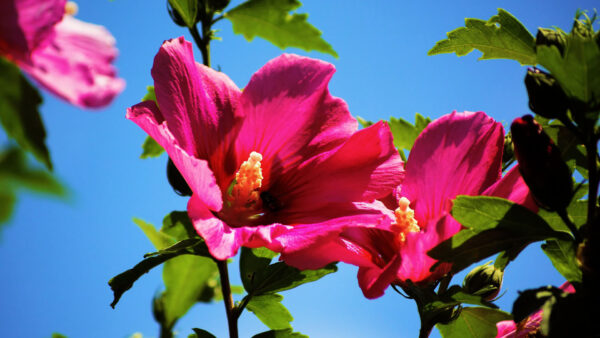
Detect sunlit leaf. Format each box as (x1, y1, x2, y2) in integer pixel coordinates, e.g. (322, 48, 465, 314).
(541, 239, 582, 283)
(430, 196, 569, 274)
(246, 294, 293, 330)
(252, 329, 307, 338)
(437, 307, 512, 338)
(0, 57, 50, 169)
(225, 0, 337, 57)
(428, 9, 536, 65)
(190, 328, 217, 338)
(388, 113, 431, 155)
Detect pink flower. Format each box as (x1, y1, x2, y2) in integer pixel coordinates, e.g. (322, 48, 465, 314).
(0, 0, 124, 108)
(282, 111, 536, 298)
(496, 282, 574, 338)
(127, 37, 404, 260)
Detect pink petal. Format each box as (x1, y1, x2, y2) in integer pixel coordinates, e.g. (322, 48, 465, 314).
(151, 37, 242, 186)
(401, 111, 504, 227)
(272, 121, 404, 221)
(234, 54, 357, 183)
(0, 0, 65, 62)
(483, 165, 538, 212)
(357, 254, 403, 299)
(19, 15, 124, 108)
(126, 101, 223, 211)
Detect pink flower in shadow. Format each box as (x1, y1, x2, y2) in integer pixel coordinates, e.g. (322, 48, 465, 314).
(496, 282, 574, 338)
(282, 111, 537, 298)
(127, 37, 404, 261)
(0, 0, 124, 108)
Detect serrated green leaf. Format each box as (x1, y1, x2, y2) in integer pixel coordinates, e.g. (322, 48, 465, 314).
(253, 261, 337, 295)
(541, 239, 582, 283)
(161, 211, 198, 241)
(168, 0, 197, 27)
(356, 116, 373, 128)
(0, 57, 50, 169)
(388, 113, 431, 152)
(252, 329, 307, 338)
(225, 0, 337, 57)
(134, 218, 174, 250)
(538, 200, 587, 233)
(190, 328, 217, 338)
(240, 247, 276, 292)
(537, 36, 600, 109)
(429, 9, 536, 65)
(437, 307, 512, 338)
(246, 294, 293, 330)
(140, 136, 164, 159)
(142, 85, 157, 103)
(430, 196, 569, 274)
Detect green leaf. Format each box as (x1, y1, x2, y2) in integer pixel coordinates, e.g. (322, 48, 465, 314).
(252, 329, 307, 338)
(190, 328, 217, 338)
(0, 57, 51, 169)
(168, 0, 198, 27)
(51, 334, 67, 338)
(388, 113, 431, 152)
(225, 0, 337, 57)
(246, 259, 337, 295)
(537, 36, 600, 109)
(430, 196, 569, 274)
(437, 307, 512, 338)
(541, 239, 582, 283)
(246, 294, 293, 330)
(140, 136, 164, 159)
(142, 85, 157, 103)
(441, 286, 498, 308)
(240, 247, 277, 292)
(538, 200, 587, 233)
(0, 192, 16, 224)
(161, 211, 198, 241)
(428, 9, 536, 65)
(543, 124, 588, 179)
(356, 116, 374, 128)
(134, 218, 174, 250)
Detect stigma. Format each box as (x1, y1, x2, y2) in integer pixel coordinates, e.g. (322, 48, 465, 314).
(231, 151, 263, 209)
(391, 197, 420, 245)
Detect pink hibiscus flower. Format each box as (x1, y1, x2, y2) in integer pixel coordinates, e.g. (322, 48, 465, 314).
(496, 282, 574, 338)
(127, 37, 404, 260)
(0, 0, 124, 108)
(282, 111, 536, 298)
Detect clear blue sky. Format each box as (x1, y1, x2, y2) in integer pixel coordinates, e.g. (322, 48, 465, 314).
(0, 1, 595, 337)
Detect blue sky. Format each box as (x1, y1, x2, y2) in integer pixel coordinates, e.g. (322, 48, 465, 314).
(0, 0, 596, 337)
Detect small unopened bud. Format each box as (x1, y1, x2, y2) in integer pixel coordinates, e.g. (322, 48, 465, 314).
(463, 263, 503, 301)
(524, 68, 568, 119)
(511, 115, 573, 211)
(167, 158, 193, 196)
(502, 133, 514, 166)
(535, 28, 566, 55)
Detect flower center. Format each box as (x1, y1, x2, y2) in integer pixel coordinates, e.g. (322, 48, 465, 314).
(391, 197, 420, 245)
(230, 151, 263, 211)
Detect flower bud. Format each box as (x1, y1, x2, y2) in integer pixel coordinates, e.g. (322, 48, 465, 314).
(166, 0, 187, 27)
(463, 263, 503, 301)
(535, 28, 566, 55)
(502, 133, 514, 166)
(207, 0, 230, 12)
(511, 115, 573, 211)
(167, 158, 193, 196)
(524, 68, 568, 119)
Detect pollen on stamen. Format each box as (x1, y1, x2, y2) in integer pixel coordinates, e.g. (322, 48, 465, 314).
(65, 1, 78, 15)
(392, 197, 420, 245)
(232, 151, 263, 208)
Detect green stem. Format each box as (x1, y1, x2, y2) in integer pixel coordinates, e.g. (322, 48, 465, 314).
(159, 325, 173, 338)
(189, 25, 210, 67)
(419, 323, 434, 338)
(217, 260, 238, 338)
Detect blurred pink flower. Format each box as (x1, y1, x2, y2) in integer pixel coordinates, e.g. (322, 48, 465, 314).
(0, 0, 124, 108)
(496, 282, 574, 338)
(127, 37, 404, 260)
(282, 111, 536, 298)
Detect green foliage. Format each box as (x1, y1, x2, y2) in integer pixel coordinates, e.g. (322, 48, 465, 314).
(437, 307, 512, 338)
(142, 85, 157, 103)
(252, 329, 308, 338)
(0, 57, 51, 169)
(543, 123, 588, 179)
(51, 334, 67, 338)
(168, 0, 198, 27)
(246, 294, 293, 330)
(225, 0, 337, 57)
(140, 86, 165, 159)
(429, 196, 570, 274)
(440, 286, 498, 308)
(428, 9, 536, 65)
(0, 147, 65, 224)
(190, 328, 217, 338)
(240, 246, 337, 295)
(541, 239, 582, 283)
(538, 200, 587, 233)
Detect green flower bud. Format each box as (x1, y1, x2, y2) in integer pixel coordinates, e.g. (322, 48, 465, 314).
(511, 115, 573, 211)
(463, 263, 503, 301)
(502, 132, 514, 166)
(536, 28, 566, 55)
(207, 0, 230, 12)
(524, 68, 568, 119)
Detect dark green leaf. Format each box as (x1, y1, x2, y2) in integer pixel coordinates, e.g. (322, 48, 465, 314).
(190, 328, 217, 338)
(494, 243, 527, 271)
(225, 0, 337, 57)
(537, 36, 600, 109)
(168, 0, 198, 27)
(538, 200, 587, 233)
(161, 211, 197, 241)
(240, 247, 277, 292)
(541, 239, 582, 283)
(248, 260, 337, 295)
(246, 294, 293, 330)
(428, 9, 536, 65)
(141, 136, 164, 159)
(543, 124, 587, 179)
(437, 307, 512, 338)
(0, 57, 50, 169)
(0, 192, 16, 224)
(430, 196, 569, 273)
(51, 334, 67, 338)
(441, 286, 498, 308)
(512, 286, 562, 322)
(252, 329, 307, 338)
